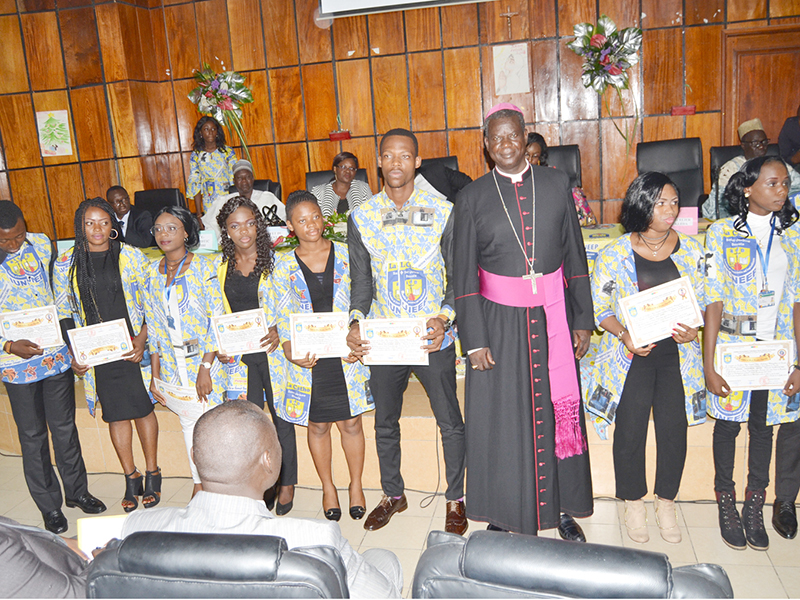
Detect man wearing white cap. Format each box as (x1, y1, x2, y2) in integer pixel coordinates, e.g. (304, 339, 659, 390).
(201, 159, 286, 238)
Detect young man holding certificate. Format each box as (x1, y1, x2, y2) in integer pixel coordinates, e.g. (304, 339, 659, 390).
(346, 129, 467, 535)
(0, 201, 105, 534)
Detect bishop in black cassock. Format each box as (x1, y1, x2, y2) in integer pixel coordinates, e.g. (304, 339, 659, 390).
(453, 105, 594, 535)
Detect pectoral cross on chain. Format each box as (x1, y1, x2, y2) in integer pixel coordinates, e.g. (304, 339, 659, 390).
(499, 5, 518, 38)
(523, 269, 543, 294)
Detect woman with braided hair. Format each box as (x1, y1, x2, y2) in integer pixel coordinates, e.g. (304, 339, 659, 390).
(215, 195, 297, 514)
(53, 198, 159, 513)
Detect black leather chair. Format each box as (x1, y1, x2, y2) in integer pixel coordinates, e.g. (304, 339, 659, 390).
(227, 179, 282, 202)
(420, 156, 459, 171)
(636, 138, 706, 207)
(87, 532, 349, 598)
(412, 531, 733, 599)
(547, 144, 582, 189)
(133, 188, 187, 221)
(305, 169, 368, 192)
(708, 143, 781, 215)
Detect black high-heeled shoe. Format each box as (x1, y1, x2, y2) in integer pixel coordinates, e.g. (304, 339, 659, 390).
(123, 469, 143, 513)
(324, 508, 342, 521)
(143, 467, 161, 509)
(349, 506, 366, 520)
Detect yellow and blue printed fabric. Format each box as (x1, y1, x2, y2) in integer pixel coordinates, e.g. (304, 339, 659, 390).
(348, 188, 455, 349)
(705, 217, 800, 425)
(187, 147, 237, 211)
(144, 254, 226, 404)
(271, 241, 373, 426)
(53, 244, 152, 415)
(583, 233, 707, 426)
(1, 233, 72, 384)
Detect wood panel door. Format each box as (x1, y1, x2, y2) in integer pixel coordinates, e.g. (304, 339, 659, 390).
(722, 24, 800, 144)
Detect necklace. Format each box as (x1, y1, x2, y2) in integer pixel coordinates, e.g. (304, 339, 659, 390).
(492, 169, 541, 293)
(638, 231, 670, 257)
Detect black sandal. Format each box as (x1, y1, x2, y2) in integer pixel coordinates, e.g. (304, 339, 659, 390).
(123, 469, 143, 513)
(143, 467, 162, 509)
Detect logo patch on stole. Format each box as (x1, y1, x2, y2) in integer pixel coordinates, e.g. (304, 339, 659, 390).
(387, 262, 428, 313)
(722, 237, 756, 284)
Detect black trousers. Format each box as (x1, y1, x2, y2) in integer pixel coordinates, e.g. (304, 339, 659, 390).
(246, 358, 298, 486)
(613, 350, 687, 501)
(713, 390, 772, 493)
(369, 344, 466, 500)
(4, 370, 89, 514)
(775, 418, 800, 502)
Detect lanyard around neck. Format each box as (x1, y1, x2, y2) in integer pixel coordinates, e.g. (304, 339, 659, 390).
(744, 218, 775, 290)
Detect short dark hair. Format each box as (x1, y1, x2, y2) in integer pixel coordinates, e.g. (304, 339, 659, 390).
(332, 151, 359, 170)
(526, 132, 549, 166)
(620, 172, 680, 233)
(380, 128, 418, 156)
(484, 109, 525, 137)
(726, 155, 798, 233)
(192, 116, 227, 153)
(285, 190, 320, 222)
(155, 205, 200, 249)
(0, 201, 24, 230)
(105, 185, 127, 200)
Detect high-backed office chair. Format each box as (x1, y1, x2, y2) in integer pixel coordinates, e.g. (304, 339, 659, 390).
(413, 531, 733, 599)
(305, 169, 368, 192)
(87, 532, 349, 599)
(420, 156, 459, 172)
(227, 179, 282, 202)
(133, 189, 187, 221)
(636, 138, 706, 207)
(708, 143, 780, 215)
(547, 145, 582, 189)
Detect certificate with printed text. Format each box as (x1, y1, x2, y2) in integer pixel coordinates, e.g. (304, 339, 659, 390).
(618, 276, 703, 348)
(359, 317, 429, 366)
(0, 305, 63, 348)
(67, 319, 131, 367)
(211, 309, 268, 356)
(715, 340, 794, 391)
(153, 378, 200, 404)
(290, 312, 350, 359)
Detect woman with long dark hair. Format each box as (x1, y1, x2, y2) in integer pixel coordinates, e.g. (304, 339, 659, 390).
(705, 155, 800, 550)
(187, 116, 237, 218)
(310, 152, 372, 216)
(216, 196, 297, 514)
(54, 198, 159, 512)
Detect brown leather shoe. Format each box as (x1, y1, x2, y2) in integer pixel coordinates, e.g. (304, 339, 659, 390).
(445, 500, 468, 535)
(364, 494, 408, 531)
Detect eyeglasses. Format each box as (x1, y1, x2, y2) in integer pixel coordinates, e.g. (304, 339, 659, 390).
(743, 139, 770, 148)
(335, 165, 357, 172)
(151, 224, 182, 235)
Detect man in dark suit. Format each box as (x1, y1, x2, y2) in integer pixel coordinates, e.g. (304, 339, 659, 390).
(415, 161, 472, 204)
(106, 186, 154, 247)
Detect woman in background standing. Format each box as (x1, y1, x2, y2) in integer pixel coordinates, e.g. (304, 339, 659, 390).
(187, 116, 236, 219)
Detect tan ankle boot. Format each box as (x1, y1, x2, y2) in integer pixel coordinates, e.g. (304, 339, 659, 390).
(624, 499, 649, 543)
(655, 495, 681, 544)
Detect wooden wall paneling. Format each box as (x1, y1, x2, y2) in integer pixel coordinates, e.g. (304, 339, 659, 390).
(640, 0, 681, 28)
(447, 128, 486, 181)
(81, 160, 119, 200)
(336, 59, 375, 137)
(642, 28, 683, 115)
(276, 142, 309, 198)
(368, 11, 405, 56)
(562, 119, 600, 201)
(295, 0, 332, 64)
(0, 172, 9, 200)
(58, 0, 94, 7)
(118, 3, 145, 81)
(59, 7, 103, 87)
(602, 199, 622, 223)
(405, 7, 441, 52)
(558, 39, 598, 121)
(0, 15, 32, 93)
(228, 0, 266, 72)
(602, 118, 639, 200)
(532, 122, 560, 147)
(128, 81, 153, 156)
(239, 70, 273, 146)
(480, 0, 529, 44)
(148, 81, 180, 154)
(772, 17, 800, 24)
(480, 44, 535, 122)
(598, 0, 640, 27)
(32, 90, 77, 165)
(301, 63, 338, 140)
(307, 140, 340, 174)
(162, 0, 185, 6)
(409, 51, 446, 132)
(686, 112, 721, 192)
(770, 0, 800, 18)
(20, 11, 65, 91)
(529, 0, 557, 39)
(172, 78, 201, 152)
(247, 145, 278, 183)
(600, 65, 640, 118)
(164, 3, 200, 80)
(140, 156, 161, 189)
(96, 3, 127, 83)
(685, 0, 724, 25)
(727, 0, 766, 22)
(117, 157, 145, 198)
(269, 67, 305, 143)
(341, 136, 379, 191)
(530, 40, 558, 123)
(642, 115, 684, 142)
(107, 82, 140, 158)
(261, 0, 298, 68)
(46, 164, 84, 238)
(163, 153, 188, 190)
(180, 152, 193, 206)
(17, 0, 55, 10)
(7, 168, 53, 238)
(725, 19, 769, 29)
(196, 0, 232, 72)
(685, 25, 722, 112)
(444, 47, 482, 129)
(333, 16, 368, 60)
(441, 3, 478, 47)
(0, 0, 18, 13)
(143, 7, 170, 82)
(415, 131, 448, 160)
(558, 0, 596, 37)
(0, 95, 41, 169)
(372, 55, 410, 133)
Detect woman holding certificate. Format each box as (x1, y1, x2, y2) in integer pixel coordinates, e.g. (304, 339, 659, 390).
(704, 155, 800, 550)
(216, 195, 297, 514)
(586, 172, 706, 544)
(53, 198, 160, 513)
(144, 206, 226, 496)
(272, 191, 374, 521)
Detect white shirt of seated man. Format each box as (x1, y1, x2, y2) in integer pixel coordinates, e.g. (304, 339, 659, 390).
(121, 400, 402, 599)
(202, 188, 285, 239)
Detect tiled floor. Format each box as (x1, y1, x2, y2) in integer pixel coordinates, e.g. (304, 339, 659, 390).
(2, 452, 799, 598)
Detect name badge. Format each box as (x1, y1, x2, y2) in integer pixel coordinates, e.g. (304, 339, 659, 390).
(411, 207, 435, 227)
(183, 338, 200, 358)
(758, 290, 775, 309)
(381, 208, 408, 227)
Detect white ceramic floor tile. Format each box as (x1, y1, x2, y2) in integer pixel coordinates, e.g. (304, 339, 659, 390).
(774, 566, 800, 597)
(718, 564, 788, 599)
(388, 547, 423, 598)
(362, 515, 434, 550)
(690, 526, 773, 566)
(584, 498, 621, 525)
(766, 532, 800, 567)
(679, 501, 720, 528)
(582, 522, 624, 546)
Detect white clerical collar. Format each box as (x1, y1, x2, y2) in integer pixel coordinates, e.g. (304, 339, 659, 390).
(495, 162, 531, 183)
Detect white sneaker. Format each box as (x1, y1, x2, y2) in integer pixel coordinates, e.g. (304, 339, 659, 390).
(624, 499, 649, 543)
(655, 495, 682, 544)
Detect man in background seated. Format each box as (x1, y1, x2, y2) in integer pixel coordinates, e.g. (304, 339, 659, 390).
(778, 102, 800, 173)
(415, 161, 472, 204)
(202, 159, 285, 237)
(122, 400, 402, 599)
(106, 186, 153, 247)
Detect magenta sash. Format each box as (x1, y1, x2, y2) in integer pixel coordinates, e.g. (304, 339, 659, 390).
(478, 266, 586, 459)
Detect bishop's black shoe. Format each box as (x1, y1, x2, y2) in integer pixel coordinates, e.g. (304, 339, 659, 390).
(42, 509, 68, 534)
(772, 500, 798, 540)
(558, 513, 586, 542)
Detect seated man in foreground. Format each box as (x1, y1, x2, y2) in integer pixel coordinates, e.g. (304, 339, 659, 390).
(121, 400, 402, 598)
